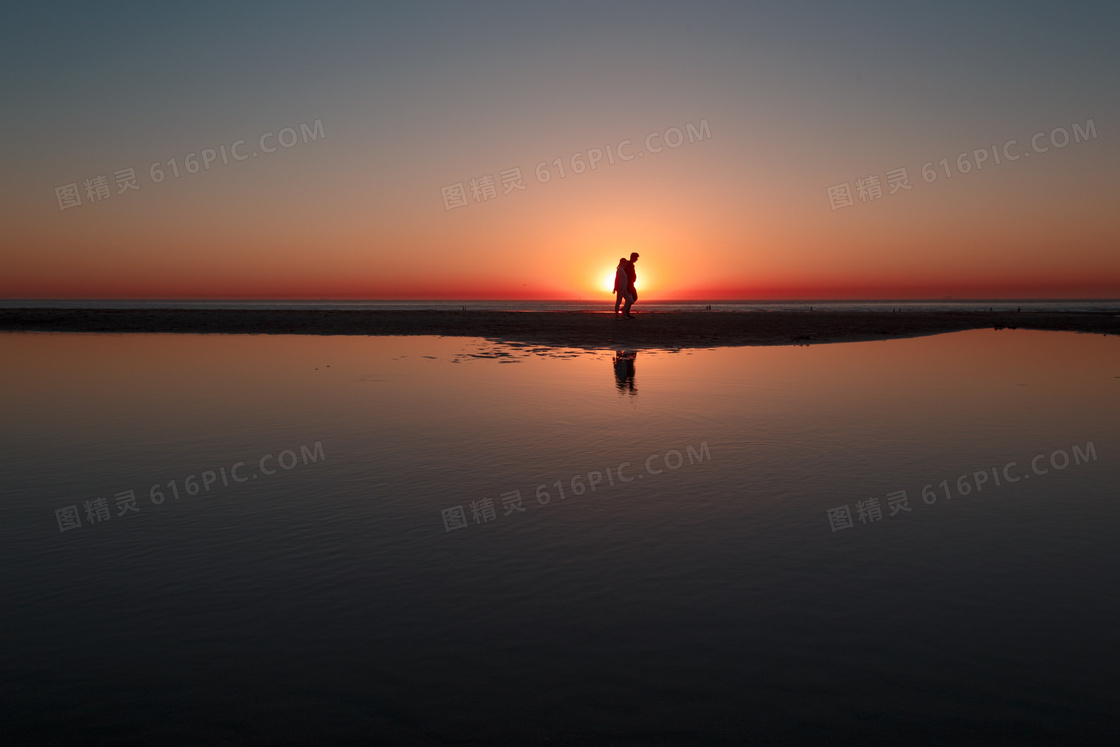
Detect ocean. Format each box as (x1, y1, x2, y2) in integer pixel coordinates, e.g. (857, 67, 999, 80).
(2, 326, 1118, 742)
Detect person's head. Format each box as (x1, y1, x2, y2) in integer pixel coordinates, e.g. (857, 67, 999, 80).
(630, 252, 640, 263)
(618, 257, 627, 266)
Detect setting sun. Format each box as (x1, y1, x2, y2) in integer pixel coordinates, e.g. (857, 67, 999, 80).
(600, 267, 643, 295)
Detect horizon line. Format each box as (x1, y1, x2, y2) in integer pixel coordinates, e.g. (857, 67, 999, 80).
(3, 297, 1119, 304)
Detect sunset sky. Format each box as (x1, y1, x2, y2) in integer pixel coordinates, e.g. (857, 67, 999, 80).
(3, 0, 1118, 300)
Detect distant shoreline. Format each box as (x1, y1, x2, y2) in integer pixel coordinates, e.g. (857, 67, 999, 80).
(2, 309, 1118, 349)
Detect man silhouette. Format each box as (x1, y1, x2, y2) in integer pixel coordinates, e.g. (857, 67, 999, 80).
(622, 252, 639, 318)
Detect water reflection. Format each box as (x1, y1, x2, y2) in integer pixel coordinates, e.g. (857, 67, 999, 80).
(3, 330, 1120, 743)
(612, 349, 637, 394)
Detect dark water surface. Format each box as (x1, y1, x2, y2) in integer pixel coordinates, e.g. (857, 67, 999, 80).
(2, 329, 1118, 744)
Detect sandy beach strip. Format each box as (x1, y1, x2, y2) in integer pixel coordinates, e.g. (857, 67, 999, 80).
(1, 308, 1118, 349)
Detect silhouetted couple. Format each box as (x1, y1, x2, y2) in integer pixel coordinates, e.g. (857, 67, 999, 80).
(613, 252, 640, 318)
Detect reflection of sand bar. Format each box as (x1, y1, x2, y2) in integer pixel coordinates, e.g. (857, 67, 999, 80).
(2, 309, 1118, 350)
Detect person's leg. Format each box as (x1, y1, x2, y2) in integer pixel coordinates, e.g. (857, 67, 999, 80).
(623, 290, 635, 317)
(614, 292, 623, 314)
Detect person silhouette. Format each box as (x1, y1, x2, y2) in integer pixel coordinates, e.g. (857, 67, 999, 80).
(613, 258, 630, 315)
(622, 252, 639, 318)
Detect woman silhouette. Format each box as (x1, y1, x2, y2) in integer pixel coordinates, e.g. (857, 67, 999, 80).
(613, 258, 632, 315)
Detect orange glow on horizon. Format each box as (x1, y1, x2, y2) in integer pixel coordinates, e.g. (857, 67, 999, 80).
(4, 233, 1119, 301)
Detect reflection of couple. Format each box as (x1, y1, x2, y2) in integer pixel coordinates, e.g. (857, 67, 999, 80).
(613, 349, 637, 394)
(612, 252, 640, 318)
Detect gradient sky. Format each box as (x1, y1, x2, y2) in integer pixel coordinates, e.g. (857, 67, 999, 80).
(2, 0, 1117, 300)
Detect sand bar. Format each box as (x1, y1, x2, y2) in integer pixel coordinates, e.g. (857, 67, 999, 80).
(1, 308, 1118, 349)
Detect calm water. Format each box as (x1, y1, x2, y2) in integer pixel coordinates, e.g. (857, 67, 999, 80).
(2, 329, 1119, 743)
